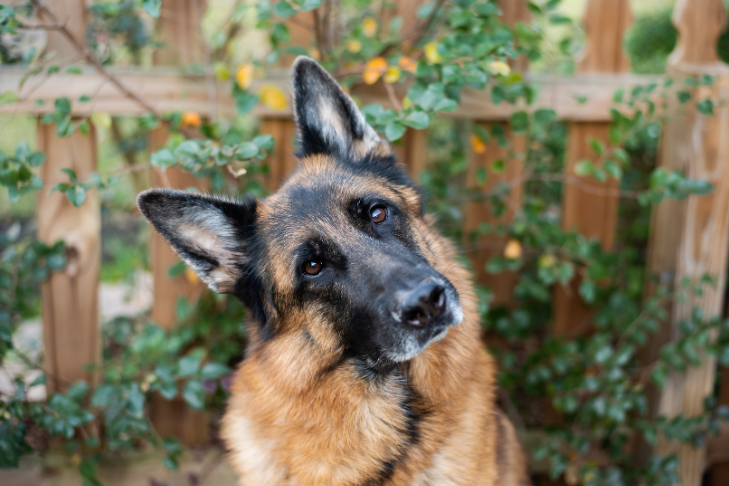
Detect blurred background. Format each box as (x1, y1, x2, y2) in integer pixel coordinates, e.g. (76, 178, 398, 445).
(2, 0, 729, 485)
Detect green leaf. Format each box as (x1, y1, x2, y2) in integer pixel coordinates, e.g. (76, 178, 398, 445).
(65, 66, 83, 75)
(433, 98, 457, 112)
(299, 0, 322, 12)
(234, 91, 259, 115)
(66, 186, 86, 207)
(491, 159, 504, 174)
(403, 111, 430, 130)
(183, 380, 205, 409)
(588, 138, 605, 156)
(0, 91, 19, 105)
(28, 152, 46, 168)
(66, 381, 89, 402)
(273, 1, 297, 18)
(509, 111, 529, 134)
(236, 142, 260, 160)
(253, 135, 275, 151)
(697, 99, 714, 115)
(151, 148, 177, 168)
(677, 90, 691, 103)
(178, 355, 201, 377)
(143, 0, 162, 17)
(574, 160, 593, 176)
(385, 121, 407, 141)
(78, 95, 91, 103)
(54, 97, 71, 115)
(201, 362, 231, 380)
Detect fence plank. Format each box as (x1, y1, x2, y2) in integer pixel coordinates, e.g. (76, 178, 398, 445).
(462, 1, 529, 305)
(35, 0, 100, 397)
(647, 2, 729, 484)
(464, 123, 526, 305)
(147, 0, 210, 446)
(37, 122, 100, 395)
(552, 0, 632, 335)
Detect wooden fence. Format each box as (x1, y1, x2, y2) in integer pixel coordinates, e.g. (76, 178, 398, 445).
(3, 0, 729, 484)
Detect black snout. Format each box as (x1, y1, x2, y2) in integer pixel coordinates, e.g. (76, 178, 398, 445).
(399, 283, 446, 327)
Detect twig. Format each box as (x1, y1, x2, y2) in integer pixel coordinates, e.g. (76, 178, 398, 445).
(30, 0, 161, 118)
(383, 82, 402, 111)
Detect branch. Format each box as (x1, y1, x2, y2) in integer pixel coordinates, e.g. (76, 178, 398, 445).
(30, 0, 161, 118)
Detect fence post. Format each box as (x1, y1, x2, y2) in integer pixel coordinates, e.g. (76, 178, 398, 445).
(552, 0, 632, 334)
(147, 0, 210, 446)
(462, 0, 529, 306)
(36, 0, 100, 396)
(644, 1, 729, 484)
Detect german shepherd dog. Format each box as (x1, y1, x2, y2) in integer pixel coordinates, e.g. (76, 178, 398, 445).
(138, 57, 529, 485)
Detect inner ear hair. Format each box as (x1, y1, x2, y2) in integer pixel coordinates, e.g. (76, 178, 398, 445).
(137, 189, 257, 294)
(292, 56, 390, 159)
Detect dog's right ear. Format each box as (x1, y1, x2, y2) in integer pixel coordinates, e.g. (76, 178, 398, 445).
(137, 189, 257, 294)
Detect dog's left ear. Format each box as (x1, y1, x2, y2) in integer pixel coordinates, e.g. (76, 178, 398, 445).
(292, 56, 390, 158)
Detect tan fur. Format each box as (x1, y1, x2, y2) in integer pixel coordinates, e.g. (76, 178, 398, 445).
(221, 156, 529, 485)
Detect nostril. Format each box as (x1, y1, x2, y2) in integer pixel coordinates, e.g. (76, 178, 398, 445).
(431, 286, 446, 314)
(399, 283, 447, 327)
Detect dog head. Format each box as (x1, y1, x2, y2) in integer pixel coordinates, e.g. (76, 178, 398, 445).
(138, 57, 463, 371)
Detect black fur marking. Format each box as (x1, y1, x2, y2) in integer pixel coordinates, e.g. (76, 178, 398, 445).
(362, 374, 425, 486)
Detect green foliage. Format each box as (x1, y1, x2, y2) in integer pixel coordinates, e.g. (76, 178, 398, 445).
(3, 1, 729, 484)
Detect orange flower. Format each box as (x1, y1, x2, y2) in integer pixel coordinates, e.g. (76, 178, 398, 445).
(185, 267, 200, 284)
(470, 134, 486, 154)
(398, 56, 417, 72)
(181, 112, 202, 127)
(363, 57, 388, 85)
(503, 239, 522, 259)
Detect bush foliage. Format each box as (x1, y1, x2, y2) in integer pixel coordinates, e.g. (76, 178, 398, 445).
(2, 1, 729, 485)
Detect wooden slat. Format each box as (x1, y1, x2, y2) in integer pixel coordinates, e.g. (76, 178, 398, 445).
(36, 0, 100, 396)
(0, 68, 663, 122)
(648, 3, 729, 484)
(553, 0, 632, 335)
(392, 128, 428, 178)
(464, 123, 526, 304)
(463, 1, 529, 305)
(147, 0, 210, 447)
(260, 118, 298, 190)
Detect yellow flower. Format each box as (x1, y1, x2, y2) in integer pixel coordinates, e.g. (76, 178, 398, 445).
(503, 239, 522, 260)
(185, 267, 200, 284)
(236, 63, 254, 89)
(347, 39, 362, 53)
(90, 112, 111, 129)
(538, 254, 556, 268)
(402, 96, 412, 109)
(384, 66, 401, 83)
(309, 48, 321, 60)
(259, 85, 288, 111)
(424, 42, 443, 64)
(470, 134, 486, 154)
(488, 60, 511, 76)
(214, 63, 230, 81)
(363, 17, 377, 37)
(363, 57, 388, 85)
(181, 112, 202, 127)
(398, 56, 417, 72)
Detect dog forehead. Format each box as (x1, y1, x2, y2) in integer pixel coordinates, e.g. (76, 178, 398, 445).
(259, 158, 398, 233)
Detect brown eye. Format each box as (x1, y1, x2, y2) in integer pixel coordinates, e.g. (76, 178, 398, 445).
(370, 205, 388, 224)
(303, 261, 323, 276)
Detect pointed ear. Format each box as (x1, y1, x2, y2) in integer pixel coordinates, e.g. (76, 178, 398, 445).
(137, 189, 257, 294)
(292, 56, 391, 158)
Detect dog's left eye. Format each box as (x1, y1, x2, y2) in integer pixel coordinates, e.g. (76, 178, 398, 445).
(370, 205, 388, 224)
(303, 260, 323, 276)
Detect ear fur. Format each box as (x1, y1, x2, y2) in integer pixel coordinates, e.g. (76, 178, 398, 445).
(137, 189, 257, 294)
(292, 56, 390, 158)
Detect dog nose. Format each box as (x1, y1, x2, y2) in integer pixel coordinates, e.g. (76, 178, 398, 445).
(399, 283, 447, 327)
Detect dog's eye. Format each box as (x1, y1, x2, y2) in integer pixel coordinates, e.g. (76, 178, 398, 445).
(370, 205, 388, 224)
(303, 260, 323, 276)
